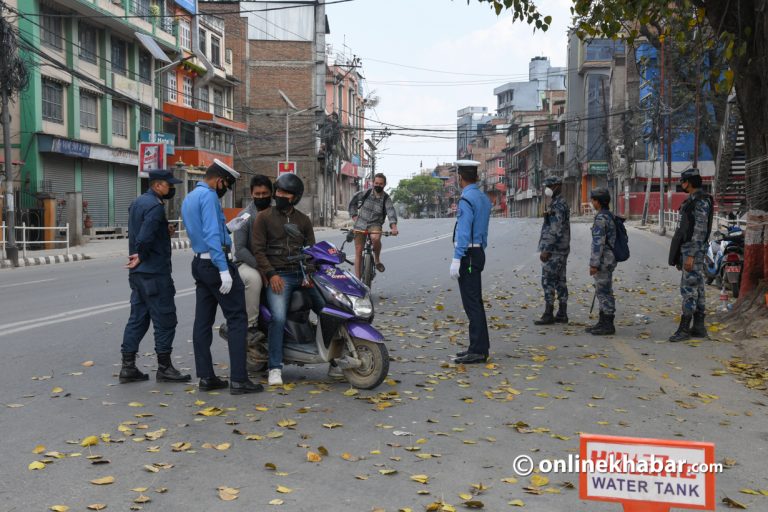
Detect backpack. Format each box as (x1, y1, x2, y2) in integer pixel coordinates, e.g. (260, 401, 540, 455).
(609, 214, 630, 263)
(356, 189, 387, 218)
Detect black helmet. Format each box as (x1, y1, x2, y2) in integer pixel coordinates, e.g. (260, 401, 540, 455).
(542, 176, 562, 187)
(274, 173, 304, 204)
(590, 187, 611, 203)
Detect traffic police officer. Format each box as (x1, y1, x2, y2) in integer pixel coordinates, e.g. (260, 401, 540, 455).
(586, 188, 617, 336)
(535, 176, 571, 325)
(181, 160, 263, 394)
(120, 169, 191, 384)
(450, 160, 492, 364)
(669, 168, 713, 342)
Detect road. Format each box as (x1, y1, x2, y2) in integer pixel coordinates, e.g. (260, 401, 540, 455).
(0, 218, 766, 511)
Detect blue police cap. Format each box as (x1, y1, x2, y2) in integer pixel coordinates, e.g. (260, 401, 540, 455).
(148, 169, 182, 184)
(680, 168, 700, 182)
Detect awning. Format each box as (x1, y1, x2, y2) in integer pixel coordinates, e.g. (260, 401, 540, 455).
(510, 142, 536, 159)
(135, 32, 171, 63)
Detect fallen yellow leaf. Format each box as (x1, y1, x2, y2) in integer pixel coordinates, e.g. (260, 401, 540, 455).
(530, 474, 549, 487)
(410, 474, 429, 484)
(50, 506, 69, 512)
(32, 444, 46, 454)
(51, 387, 64, 394)
(82, 361, 95, 367)
(90, 476, 115, 485)
(80, 436, 99, 447)
(86, 504, 107, 511)
(269, 499, 284, 505)
(276, 485, 293, 494)
(128, 402, 144, 407)
(306, 452, 322, 463)
(28, 461, 46, 470)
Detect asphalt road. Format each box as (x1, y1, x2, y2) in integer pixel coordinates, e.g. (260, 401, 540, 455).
(1, 218, 766, 511)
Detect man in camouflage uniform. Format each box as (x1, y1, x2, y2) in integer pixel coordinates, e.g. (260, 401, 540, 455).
(586, 188, 617, 335)
(669, 168, 713, 342)
(535, 176, 570, 325)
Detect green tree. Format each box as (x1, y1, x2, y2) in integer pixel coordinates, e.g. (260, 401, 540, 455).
(390, 175, 444, 218)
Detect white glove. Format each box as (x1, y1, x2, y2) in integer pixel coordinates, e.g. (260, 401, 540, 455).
(226, 213, 250, 233)
(219, 270, 233, 294)
(449, 258, 461, 280)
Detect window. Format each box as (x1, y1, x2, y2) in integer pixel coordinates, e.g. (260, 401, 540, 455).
(42, 79, 64, 123)
(199, 29, 207, 57)
(140, 108, 152, 133)
(41, 8, 63, 50)
(213, 88, 223, 116)
(80, 91, 98, 131)
(78, 23, 98, 63)
(198, 86, 209, 112)
(112, 101, 127, 138)
(111, 38, 127, 76)
(210, 35, 221, 67)
(584, 39, 625, 62)
(167, 73, 177, 102)
(179, 20, 191, 50)
(182, 76, 193, 106)
(138, 51, 152, 84)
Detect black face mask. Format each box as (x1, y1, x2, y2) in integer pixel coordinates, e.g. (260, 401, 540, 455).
(162, 187, 176, 200)
(216, 181, 228, 198)
(253, 197, 271, 211)
(374, 186, 384, 194)
(274, 196, 292, 212)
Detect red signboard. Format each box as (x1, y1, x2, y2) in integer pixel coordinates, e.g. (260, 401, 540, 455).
(278, 161, 296, 175)
(138, 142, 165, 178)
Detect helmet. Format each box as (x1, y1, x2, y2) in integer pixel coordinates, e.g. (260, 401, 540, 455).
(274, 173, 304, 204)
(590, 187, 611, 203)
(542, 176, 562, 187)
(679, 168, 700, 183)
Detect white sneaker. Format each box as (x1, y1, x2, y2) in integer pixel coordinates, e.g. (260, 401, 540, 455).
(268, 369, 283, 386)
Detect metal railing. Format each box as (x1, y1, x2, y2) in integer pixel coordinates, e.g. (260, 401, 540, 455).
(661, 210, 747, 235)
(168, 219, 187, 239)
(1, 222, 70, 260)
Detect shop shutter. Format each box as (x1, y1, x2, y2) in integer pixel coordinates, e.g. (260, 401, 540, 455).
(81, 160, 110, 227)
(44, 156, 75, 227)
(113, 165, 138, 227)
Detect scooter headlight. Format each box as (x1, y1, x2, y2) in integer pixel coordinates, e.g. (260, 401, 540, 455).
(326, 287, 352, 309)
(350, 294, 373, 317)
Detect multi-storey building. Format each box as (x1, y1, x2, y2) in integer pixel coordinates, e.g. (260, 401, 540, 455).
(494, 57, 566, 120)
(456, 106, 492, 159)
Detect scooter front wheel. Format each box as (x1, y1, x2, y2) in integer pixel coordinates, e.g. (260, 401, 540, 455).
(342, 338, 389, 390)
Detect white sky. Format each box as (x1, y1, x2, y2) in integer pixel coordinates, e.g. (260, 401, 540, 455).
(326, 0, 573, 188)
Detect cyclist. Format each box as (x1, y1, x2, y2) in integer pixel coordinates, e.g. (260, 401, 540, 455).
(348, 173, 399, 279)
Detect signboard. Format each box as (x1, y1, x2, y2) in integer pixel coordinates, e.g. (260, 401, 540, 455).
(139, 142, 166, 178)
(580, 434, 716, 512)
(51, 138, 91, 158)
(589, 161, 610, 175)
(139, 130, 176, 155)
(90, 146, 138, 166)
(278, 161, 296, 175)
(174, 0, 196, 14)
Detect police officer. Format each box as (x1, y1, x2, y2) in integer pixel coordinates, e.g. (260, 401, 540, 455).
(669, 168, 713, 342)
(586, 188, 617, 336)
(450, 160, 492, 364)
(181, 160, 263, 394)
(119, 169, 190, 384)
(535, 176, 571, 325)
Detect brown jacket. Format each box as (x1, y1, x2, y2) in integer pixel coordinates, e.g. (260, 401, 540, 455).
(251, 206, 315, 279)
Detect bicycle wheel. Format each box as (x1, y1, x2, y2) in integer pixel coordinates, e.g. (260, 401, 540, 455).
(362, 252, 375, 288)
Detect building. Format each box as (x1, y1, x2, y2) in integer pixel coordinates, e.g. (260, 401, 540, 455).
(494, 57, 566, 120)
(203, 0, 328, 223)
(456, 106, 493, 159)
(463, 119, 509, 215)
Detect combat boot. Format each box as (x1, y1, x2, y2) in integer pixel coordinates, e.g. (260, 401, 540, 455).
(156, 352, 191, 383)
(669, 314, 693, 342)
(590, 314, 616, 336)
(554, 303, 568, 323)
(534, 304, 555, 325)
(690, 312, 708, 338)
(119, 352, 149, 383)
(585, 312, 604, 334)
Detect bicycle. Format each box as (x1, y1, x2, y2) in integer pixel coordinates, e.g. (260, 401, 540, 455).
(341, 229, 393, 288)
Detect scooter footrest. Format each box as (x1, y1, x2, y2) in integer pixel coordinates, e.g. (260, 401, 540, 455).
(334, 356, 362, 370)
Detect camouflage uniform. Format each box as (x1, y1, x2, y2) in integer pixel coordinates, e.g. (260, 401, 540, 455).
(590, 209, 617, 315)
(538, 194, 570, 306)
(679, 190, 712, 316)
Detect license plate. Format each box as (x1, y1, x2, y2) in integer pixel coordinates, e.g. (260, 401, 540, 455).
(726, 266, 741, 273)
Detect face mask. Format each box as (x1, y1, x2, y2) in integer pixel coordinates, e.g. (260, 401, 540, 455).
(274, 196, 292, 212)
(374, 186, 384, 194)
(544, 187, 554, 198)
(253, 197, 271, 211)
(162, 187, 176, 200)
(216, 180, 228, 198)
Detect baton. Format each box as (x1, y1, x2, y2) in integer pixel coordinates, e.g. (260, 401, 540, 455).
(590, 290, 597, 315)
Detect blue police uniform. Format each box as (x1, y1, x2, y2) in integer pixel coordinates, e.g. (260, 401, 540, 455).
(453, 181, 492, 357)
(181, 181, 248, 383)
(121, 188, 177, 355)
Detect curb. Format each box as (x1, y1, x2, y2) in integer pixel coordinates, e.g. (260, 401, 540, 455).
(171, 239, 191, 251)
(0, 253, 89, 269)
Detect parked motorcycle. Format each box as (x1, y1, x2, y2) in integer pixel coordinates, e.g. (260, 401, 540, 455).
(219, 226, 389, 390)
(722, 241, 744, 299)
(705, 225, 744, 290)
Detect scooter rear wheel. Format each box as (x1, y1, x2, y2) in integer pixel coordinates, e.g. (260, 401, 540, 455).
(342, 338, 389, 390)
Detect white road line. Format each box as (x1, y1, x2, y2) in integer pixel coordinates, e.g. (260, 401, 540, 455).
(381, 233, 453, 254)
(0, 278, 58, 289)
(0, 287, 196, 337)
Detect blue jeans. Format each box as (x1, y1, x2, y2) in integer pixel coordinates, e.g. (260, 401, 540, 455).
(265, 271, 324, 370)
(121, 273, 177, 354)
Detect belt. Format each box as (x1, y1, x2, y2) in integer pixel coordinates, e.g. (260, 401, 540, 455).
(468, 244, 483, 248)
(195, 252, 233, 261)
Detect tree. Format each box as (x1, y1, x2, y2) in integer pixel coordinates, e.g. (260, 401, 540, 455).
(471, 0, 768, 314)
(390, 175, 444, 218)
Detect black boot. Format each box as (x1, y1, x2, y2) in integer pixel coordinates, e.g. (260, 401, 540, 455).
(534, 304, 555, 325)
(554, 303, 568, 323)
(669, 314, 693, 342)
(156, 352, 191, 383)
(585, 312, 604, 334)
(690, 312, 708, 338)
(119, 352, 149, 384)
(590, 314, 616, 336)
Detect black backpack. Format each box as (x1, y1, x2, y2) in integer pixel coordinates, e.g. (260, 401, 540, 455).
(609, 213, 630, 263)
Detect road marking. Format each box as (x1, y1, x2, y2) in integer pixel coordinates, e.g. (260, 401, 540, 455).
(0, 287, 196, 337)
(381, 233, 453, 254)
(0, 278, 58, 289)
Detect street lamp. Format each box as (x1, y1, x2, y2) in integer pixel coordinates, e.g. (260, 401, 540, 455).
(278, 89, 317, 164)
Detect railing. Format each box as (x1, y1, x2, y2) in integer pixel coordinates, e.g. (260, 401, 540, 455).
(168, 219, 187, 239)
(1, 222, 70, 260)
(661, 210, 747, 235)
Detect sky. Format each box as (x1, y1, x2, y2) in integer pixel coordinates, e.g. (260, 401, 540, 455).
(325, 0, 573, 188)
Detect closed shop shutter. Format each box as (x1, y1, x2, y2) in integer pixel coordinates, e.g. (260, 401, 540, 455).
(114, 165, 137, 227)
(82, 160, 110, 227)
(44, 156, 75, 227)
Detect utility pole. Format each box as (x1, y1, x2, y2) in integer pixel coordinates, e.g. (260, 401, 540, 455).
(659, 34, 666, 235)
(364, 128, 390, 186)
